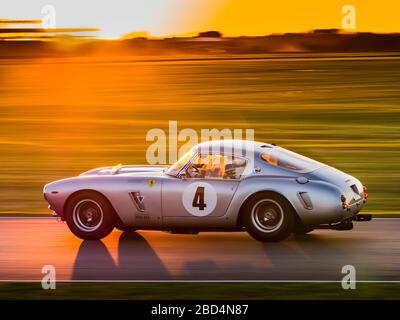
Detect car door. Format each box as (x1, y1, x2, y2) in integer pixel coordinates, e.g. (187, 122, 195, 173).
(162, 153, 247, 219)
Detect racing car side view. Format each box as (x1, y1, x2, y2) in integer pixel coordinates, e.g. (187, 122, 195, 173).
(44, 140, 370, 242)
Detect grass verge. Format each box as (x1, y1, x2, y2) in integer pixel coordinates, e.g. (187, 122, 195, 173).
(0, 283, 399, 300)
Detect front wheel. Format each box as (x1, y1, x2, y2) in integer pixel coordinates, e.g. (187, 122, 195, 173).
(65, 192, 116, 240)
(243, 192, 295, 242)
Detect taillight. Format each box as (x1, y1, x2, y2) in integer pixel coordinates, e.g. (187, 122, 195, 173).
(341, 195, 348, 209)
(363, 186, 368, 199)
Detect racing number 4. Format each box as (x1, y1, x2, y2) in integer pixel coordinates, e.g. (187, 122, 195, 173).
(192, 186, 207, 211)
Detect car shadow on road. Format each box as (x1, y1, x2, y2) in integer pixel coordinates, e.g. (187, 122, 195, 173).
(72, 231, 170, 280)
(258, 232, 366, 280)
(180, 232, 365, 281)
(72, 230, 366, 281)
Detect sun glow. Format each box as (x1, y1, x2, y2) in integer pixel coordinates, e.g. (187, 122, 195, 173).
(0, 0, 400, 39)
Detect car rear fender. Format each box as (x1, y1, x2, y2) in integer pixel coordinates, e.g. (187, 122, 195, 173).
(226, 176, 346, 226)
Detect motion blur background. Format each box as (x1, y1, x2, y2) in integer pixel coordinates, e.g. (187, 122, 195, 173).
(0, 0, 399, 215)
(1, 54, 399, 214)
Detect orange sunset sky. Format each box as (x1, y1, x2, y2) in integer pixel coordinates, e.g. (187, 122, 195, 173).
(1, 0, 399, 38)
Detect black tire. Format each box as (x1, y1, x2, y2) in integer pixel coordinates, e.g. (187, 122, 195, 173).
(115, 220, 137, 232)
(243, 192, 295, 242)
(65, 191, 116, 240)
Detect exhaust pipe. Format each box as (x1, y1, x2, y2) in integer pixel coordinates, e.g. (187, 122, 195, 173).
(333, 221, 354, 230)
(354, 214, 372, 221)
(317, 219, 354, 231)
(313, 214, 371, 231)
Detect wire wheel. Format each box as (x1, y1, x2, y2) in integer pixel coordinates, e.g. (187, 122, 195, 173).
(251, 199, 284, 233)
(72, 199, 104, 232)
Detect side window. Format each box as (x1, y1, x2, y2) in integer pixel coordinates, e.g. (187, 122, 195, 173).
(186, 154, 247, 179)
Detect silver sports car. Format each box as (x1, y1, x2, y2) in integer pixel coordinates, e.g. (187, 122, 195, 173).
(44, 140, 370, 242)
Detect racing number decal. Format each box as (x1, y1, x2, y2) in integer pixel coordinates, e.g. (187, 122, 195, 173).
(192, 187, 206, 211)
(182, 182, 217, 216)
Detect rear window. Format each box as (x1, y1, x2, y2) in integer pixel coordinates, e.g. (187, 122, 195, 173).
(261, 147, 322, 173)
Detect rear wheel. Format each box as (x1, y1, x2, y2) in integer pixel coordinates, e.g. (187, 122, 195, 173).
(65, 192, 116, 240)
(243, 192, 295, 242)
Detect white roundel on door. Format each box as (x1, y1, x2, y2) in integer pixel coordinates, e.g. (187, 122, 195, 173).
(182, 182, 217, 216)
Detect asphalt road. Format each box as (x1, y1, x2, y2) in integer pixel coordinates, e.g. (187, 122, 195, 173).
(0, 218, 399, 282)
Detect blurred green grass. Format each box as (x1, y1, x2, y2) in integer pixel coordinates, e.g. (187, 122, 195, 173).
(0, 54, 399, 214)
(1, 283, 400, 300)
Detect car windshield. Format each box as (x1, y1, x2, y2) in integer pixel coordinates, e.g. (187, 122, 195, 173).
(166, 150, 195, 176)
(261, 147, 323, 173)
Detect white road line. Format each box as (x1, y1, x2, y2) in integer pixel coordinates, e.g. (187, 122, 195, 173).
(0, 280, 399, 283)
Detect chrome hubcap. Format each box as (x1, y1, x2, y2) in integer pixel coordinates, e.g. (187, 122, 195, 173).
(251, 199, 284, 232)
(73, 199, 103, 232)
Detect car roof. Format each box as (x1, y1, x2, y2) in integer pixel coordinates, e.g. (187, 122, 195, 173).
(193, 140, 274, 158)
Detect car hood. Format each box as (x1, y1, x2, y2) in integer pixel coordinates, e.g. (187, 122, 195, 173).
(80, 165, 168, 176)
